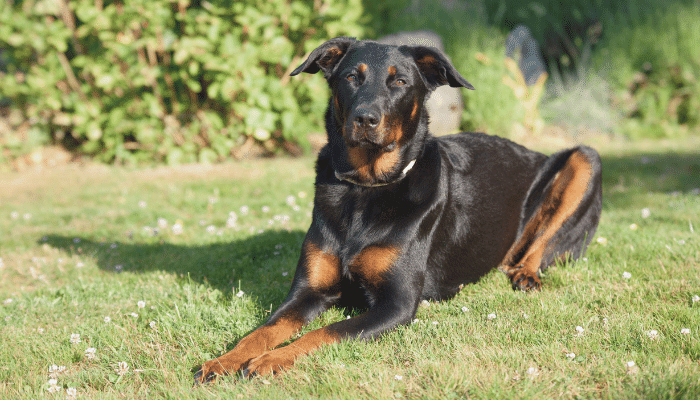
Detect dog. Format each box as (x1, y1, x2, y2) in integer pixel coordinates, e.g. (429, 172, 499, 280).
(194, 37, 602, 383)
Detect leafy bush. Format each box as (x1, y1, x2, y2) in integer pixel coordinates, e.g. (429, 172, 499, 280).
(0, 0, 366, 164)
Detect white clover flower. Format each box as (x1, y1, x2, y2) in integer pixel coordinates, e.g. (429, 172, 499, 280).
(261, 206, 270, 213)
(566, 352, 576, 359)
(432, 321, 439, 325)
(236, 290, 244, 298)
(641, 208, 651, 219)
(240, 205, 249, 215)
(596, 237, 608, 245)
(10, 211, 19, 219)
(646, 330, 659, 340)
(692, 295, 700, 303)
(157, 218, 168, 228)
(412, 319, 420, 324)
(487, 313, 496, 320)
(526, 367, 539, 376)
(622, 271, 632, 279)
(394, 375, 403, 380)
(104, 316, 111, 323)
(66, 387, 77, 399)
(76, 262, 85, 268)
(47, 378, 61, 393)
(575, 326, 584, 336)
(37, 327, 45, 334)
(206, 225, 216, 234)
(282, 271, 288, 277)
(138, 200, 147, 208)
(227, 211, 238, 228)
(69, 333, 81, 344)
(85, 347, 96, 360)
(116, 361, 129, 376)
(172, 223, 183, 235)
(626, 360, 639, 374)
(149, 321, 157, 329)
(137, 301, 146, 309)
(461, 306, 469, 313)
(681, 328, 690, 335)
(3, 298, 12, 306)
(421, 300, 430, 307)
(629, 223, 638, 230)
(286, 195, 296, 206)
(130, 312, 139, 318)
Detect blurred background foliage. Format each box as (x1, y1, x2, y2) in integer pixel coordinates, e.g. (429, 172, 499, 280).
(1, 0, 699, 167)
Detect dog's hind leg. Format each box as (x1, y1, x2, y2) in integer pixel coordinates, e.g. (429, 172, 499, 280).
(499, 146, 602, 291)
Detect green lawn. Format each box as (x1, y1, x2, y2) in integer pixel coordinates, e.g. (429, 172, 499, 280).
(1, 138, 699, 399)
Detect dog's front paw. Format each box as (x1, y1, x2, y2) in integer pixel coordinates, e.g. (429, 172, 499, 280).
(507, 265, 541, 291)
(193, 355, 250, 385)
(243, 348, 296, 378)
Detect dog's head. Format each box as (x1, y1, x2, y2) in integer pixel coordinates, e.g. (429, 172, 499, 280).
(291, 37, 473, 187)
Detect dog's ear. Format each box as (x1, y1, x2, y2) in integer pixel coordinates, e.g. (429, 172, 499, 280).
(404, 46, 475, 90)
(290, 37, 357, 77)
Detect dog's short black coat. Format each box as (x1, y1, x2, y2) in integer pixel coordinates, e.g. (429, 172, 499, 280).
(194, 37, 602, 382)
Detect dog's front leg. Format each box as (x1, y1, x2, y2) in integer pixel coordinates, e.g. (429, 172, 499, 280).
(242, 273, 423, 376)
(194, 234, 342, 384)
(193, 288, 337, 384)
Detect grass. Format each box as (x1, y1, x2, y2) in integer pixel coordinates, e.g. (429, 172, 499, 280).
(1, 138, 700, 399)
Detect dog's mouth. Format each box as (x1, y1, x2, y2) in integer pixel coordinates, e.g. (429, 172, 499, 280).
(333, 137, 408, 187)
(345, 137, 397, 153)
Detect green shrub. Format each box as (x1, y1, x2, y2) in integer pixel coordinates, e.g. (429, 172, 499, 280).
(0, 0, 366, 164)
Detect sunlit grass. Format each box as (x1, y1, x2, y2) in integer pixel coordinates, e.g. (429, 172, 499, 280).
(1, 140, 699, 399)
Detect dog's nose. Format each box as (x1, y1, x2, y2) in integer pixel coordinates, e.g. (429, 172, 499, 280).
(353, 108, 380, 129)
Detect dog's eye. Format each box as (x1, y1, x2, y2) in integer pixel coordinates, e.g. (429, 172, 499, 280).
(395, 79, 406, 86)
(347, 74, 358, 82)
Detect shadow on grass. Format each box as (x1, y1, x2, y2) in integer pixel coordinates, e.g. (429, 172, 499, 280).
(40, 229, 307, 305)
(37, 151, 699, 301)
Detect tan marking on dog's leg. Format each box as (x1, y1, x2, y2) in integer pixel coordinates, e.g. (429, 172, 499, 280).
(244, 327, 340, 376)
(196, 315, 304, 381)
(502, 152, 594, 290)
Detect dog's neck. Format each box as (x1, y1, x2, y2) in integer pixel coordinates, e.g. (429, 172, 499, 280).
(334, 159, 416, 187)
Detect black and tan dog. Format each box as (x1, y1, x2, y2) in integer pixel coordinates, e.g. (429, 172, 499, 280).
(194, 37, 602, 382)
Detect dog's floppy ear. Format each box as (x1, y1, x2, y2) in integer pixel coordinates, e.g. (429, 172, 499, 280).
(290, 37, 357, 77)
(404, 46, 475, 90)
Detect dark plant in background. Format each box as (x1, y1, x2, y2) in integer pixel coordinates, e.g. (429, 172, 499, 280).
(0, 0, 366, 164)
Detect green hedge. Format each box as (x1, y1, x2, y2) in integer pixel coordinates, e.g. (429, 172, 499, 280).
(0, 0, 366, 164)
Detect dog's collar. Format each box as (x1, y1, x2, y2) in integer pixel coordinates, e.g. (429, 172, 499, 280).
(335, 159, 416, 187)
